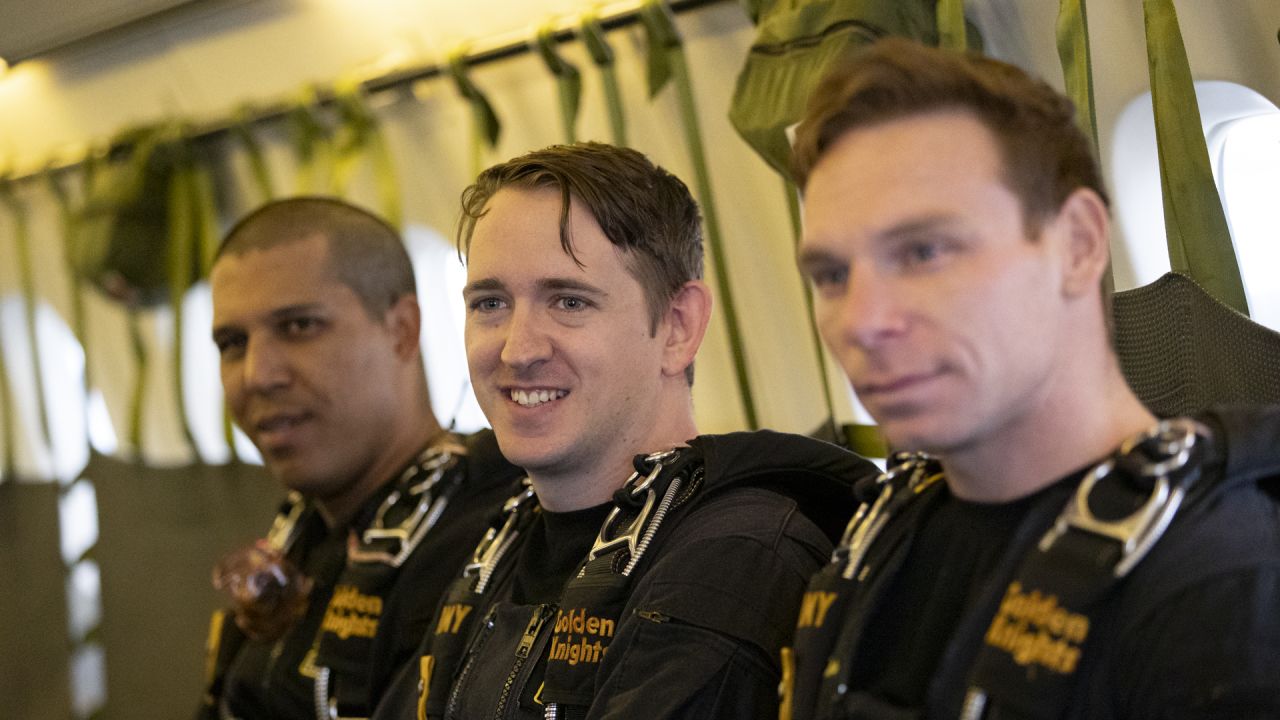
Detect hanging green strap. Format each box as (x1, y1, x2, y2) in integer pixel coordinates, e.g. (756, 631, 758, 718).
(936, 0, 967, 51)
(783, 181, 836, 434)
(0, 301, 15, 478)
(166, 141, 201, 461)
(126, 310, 148, 458)
(231, 107, 275, 204)
(1056, 0, 1114, 295)
(332, 79, 403, 227)
(447, 48, 502, 180)
(580, 11, 627, 146)
(640, 0, 759, 429)
(1056, 0, 1099, 148)
(0, 185, 55, 455)
(287, 90, 333, 194)
(0, 179, 18, 478)
(44, 170, 93, 391)
(534, 23, 583, 144)
(1143, 0, 1248, 315)
(183, 149, 240, 464)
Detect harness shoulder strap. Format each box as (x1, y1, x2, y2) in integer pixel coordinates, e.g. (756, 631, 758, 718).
(962, 418, 1211, 720)
(417, 479, 538, 720)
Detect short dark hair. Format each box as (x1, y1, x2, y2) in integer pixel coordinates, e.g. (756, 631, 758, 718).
(457, 142, 704, 334)
(216, 196, 416, 320)
(791, 38, 1109, 237)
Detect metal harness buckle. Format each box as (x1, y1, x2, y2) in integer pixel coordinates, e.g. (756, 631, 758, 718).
(836, 452, 939, 580)
(465, 479, 537, 594)
(1037, 418, 1204, 577)
(587, 449, 679, 569)
(347, 449, 458, 568)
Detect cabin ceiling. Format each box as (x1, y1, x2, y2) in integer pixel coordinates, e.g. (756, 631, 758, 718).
(0, 0, 201, 61)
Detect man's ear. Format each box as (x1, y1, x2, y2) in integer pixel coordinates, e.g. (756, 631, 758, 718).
(660, 280, 712, 379)
(385, 293, 423, 359)
(1054, 187, 1111, 298)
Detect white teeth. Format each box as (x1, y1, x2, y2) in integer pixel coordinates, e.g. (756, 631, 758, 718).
(509, 389, 567, 407)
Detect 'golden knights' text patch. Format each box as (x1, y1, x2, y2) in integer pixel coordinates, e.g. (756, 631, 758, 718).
(548, 607, 616, 667)
(983, 582, 1089, 675)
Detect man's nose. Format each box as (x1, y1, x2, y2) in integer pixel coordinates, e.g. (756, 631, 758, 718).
(241, 337, 291, 392)
(832, 266, 907, 352)
(499, 306, 553, 370)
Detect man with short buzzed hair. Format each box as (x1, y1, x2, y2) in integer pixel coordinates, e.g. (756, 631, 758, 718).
(197, 197, 522, 720)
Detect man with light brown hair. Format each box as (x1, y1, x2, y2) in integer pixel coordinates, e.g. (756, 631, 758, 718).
(784, 38, 1280, 720)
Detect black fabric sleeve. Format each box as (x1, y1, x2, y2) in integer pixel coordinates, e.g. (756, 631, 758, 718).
(1111, 566, 1280, 720)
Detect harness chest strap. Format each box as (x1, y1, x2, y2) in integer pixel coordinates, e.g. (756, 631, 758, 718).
(781, 453, 946, 720)
(540, 448, 703, 720)
(785, 418, 1212, 720)
(961, 418, 1209, 720)
(315, 443, 472, 720)
(418, 480, 539, 720)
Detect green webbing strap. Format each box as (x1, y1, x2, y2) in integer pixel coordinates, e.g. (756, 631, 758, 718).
(1056, 0, 1113, 295)
(287, 90, 333, 194)
(186, 150, 240, 463)
(332, 80, 402, 227)
(0, 298, 14, 478)
(0, 178, 18, 479)
(640, 0, 759, 429)
(0, 185, 54, 455)
(447, 48, 502, 180)
(231, 107, 275, 204)
(44, 169, 94, 394)
(580, 11, 627, 146)
(1143, 0, 1248, 315)
(936, 0, 967, 51)
(783, 181, 837, 438)
(166, 144, 201, 461)
(126, 310, 147, 458)
(1056, 0, 1099, 149)
(534, 24, 583, 144)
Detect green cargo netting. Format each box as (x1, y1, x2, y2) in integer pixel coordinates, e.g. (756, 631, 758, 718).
(728, 0, 945, 179)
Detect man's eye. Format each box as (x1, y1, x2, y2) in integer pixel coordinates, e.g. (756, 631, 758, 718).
(281, 317, 322, 336)
(808, 266, 848, 291)
(215, 335, 246, 355)
(898, 239, 952, 268)
(555, 296, 591, 311)
(469, 297, 506, 312)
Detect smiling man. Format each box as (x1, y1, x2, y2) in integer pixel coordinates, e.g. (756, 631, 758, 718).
(199, 197, 522, 720)
(372, 143, 877, 720)
(783, 38, 1280, 719)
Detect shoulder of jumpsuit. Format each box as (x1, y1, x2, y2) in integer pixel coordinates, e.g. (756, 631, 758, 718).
(1074, 405, 1280, 716)
(607, 431, 877, 656)
(684, 429, 880, 544)
(1108, 404, 1280, 606)
(1092, 404, 1280, 624)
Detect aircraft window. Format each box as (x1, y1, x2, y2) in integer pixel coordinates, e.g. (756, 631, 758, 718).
(1111, 81, 1280, 331)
